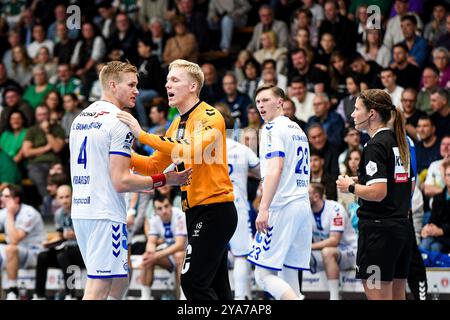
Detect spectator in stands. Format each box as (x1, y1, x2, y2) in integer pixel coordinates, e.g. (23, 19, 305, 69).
(353, 4, 369, 50)
(381, 68, 404, 108)
(26, 24, 54, 61)
(436, 13, 450, 50)
(33, 185, 84, 300)
(238, 58, 261, 100)
(282, 97, 306, 131)
(241, 105, 262, 154)
(384, 0, 423, 49)
(135, 37, 164, 129)
(308, 93, 345, 148)
(200, 63, 225, 106)
(22, 66, 55, 110)
(0, 86, 33, 134)
(246, 5, 288, 53)
(207, 0, 251, 54)
(430, 88, 450, 140)
(309, 182, 357, 300)
(292, 27, 315, 63)
(424, 135, 450, 200)
(357, 29, 391, 68)
(258, 59, 288, 91)
(6, 45, 33, 88)
(140, 105, 171, 156)
(53, 22, 77, 65)
(290, 8, 318, 49)
(338, 127, 361, 172)
(338, 149, 361, 220)
(95, 0, 117, 40)
(349, 52, 382, 89)
(415, 116, 441, 176)
(35, 47, 57, 81)
(289, 48, 328, 93)
(70, 22, 106, 98)
(399, 14, 428, 69)
(310, 150, 337, 201)
(319, 0, 357, 56)
(254, 31, 288, 75)
(140, 193, 187, 300)
(108, 13, 139, 65)
(147, 17, 169, 63)
(416, 66, 440, 115)
(163, 15, 199, 65)
(0, 110, 28, 179)
(53, 63, 82, 100)
(328, 51, 350, 105)
(390, 43, 422, 89)
(61, 94, 81, 140)
(288, 76, 315, 123)
(47, 4, 79, 41)
(2, 29, 21, 72)
(176, 0, 211, 52)
(424, 3, 447, 47)
(220, 72, 251, 128)
(402, 87, 425, 139)
(307, 123, 340, 181)
(432, 47, 450, 89)
(420, 161, 450, 253)
(0, 184, 46, 300)
(17, 8, 35, 47)
(138, 0, 169, 34)
(42, 172, 67, 218)
(314, 32, 336, 71)
(22, 105, 65, 201)
(336, 75, 361, 127)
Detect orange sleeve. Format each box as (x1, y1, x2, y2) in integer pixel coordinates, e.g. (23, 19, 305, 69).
(130, 151, 172, 176)
(137, 112, 225, 162)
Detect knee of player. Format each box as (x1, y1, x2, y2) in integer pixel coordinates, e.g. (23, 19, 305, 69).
(5, 244, 19, 257)
(321, 247, 338, 260)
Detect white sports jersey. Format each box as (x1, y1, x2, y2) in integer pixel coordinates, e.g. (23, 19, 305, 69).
(148, 207, 187, 245)
(226, 138, 259, 211)
(312, 200, 357, 248)
(259, 115, 310, 207)
(69, 100, 134, 224)
(0, 204, 46, 249)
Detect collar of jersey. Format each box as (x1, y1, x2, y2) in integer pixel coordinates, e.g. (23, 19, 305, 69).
(180, 100, 202, 121)
(373, 127, 390, 137)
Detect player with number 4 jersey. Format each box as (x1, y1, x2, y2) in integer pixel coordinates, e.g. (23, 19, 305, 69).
(248, 85, 312, 300)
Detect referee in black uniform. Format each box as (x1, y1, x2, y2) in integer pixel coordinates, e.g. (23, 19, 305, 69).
(337, 89, 414, 300)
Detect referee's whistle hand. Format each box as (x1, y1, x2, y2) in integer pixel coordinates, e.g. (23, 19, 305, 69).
(117, 111, 142, 137)
(166, 167, 193, 186)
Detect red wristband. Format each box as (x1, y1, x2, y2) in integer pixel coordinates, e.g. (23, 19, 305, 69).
(151, 173, 166, 188)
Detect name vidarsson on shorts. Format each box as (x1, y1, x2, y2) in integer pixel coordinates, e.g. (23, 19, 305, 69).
(177, 304, 272, 318)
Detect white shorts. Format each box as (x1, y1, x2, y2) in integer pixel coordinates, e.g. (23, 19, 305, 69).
(310, 245, 357, 273)
(247, 198, 312, 271)
(0, 244, 41, 269)
(72, 219, 129, 279)
(229, 205, 252, 257)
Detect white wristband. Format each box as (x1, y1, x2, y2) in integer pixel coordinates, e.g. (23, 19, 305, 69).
(127, 208, 136, 218)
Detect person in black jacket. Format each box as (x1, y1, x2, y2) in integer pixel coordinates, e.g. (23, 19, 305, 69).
(419, 161, 450, 253)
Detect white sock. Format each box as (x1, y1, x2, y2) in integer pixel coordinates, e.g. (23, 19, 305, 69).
(328, 279, 340, 300)
(141, 286, 152, 299)
(279, 267, 301, 297)
(7, 279, 18, 289)
(107, 296, 118, 300)
(233, 257, 251, 299)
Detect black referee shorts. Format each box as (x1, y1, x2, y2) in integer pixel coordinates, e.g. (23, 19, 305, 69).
(180, 201, 237, 300)
(356, 218, 413, 282)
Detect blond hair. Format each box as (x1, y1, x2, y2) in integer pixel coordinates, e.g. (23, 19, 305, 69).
(168, 59, 204, 94)
(99, 61, 138, 90)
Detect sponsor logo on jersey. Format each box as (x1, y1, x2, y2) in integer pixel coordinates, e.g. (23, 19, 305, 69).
(72, 175, 90, 184)
(94, 111, 110, 118)
(333, 215, 343, 227)
(72, 196, 90, 205)
(393, 147, 410, 183)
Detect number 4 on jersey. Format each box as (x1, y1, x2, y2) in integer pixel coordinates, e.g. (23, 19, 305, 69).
(77, 136, 87, 169)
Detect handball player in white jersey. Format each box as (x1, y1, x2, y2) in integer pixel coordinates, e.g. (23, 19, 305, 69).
(248, 84, 312, 300)
(69, 61, 191, 300)
(220, 111, 260, 300)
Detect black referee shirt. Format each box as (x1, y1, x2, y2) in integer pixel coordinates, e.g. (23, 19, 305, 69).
(357, 128, 414, 220)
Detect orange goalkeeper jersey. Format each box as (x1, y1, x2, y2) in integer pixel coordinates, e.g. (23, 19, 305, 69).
(131, 101, 234, 211)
